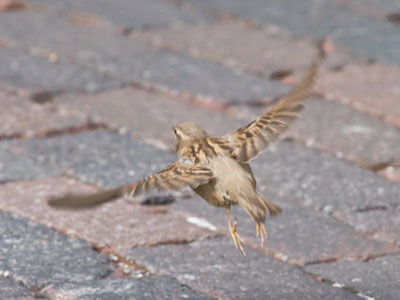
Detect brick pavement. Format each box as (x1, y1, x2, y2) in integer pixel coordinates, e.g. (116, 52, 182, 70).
(0, 0, 399, 299)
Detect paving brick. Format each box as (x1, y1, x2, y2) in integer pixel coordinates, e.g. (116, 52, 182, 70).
(135, 21, 364, 78)
(251, 140, 400, 212)
(334, 205, 400, 247)
(231, 97, 400, 169)
(0, 10, 287, 105)
(0, 278, 35, 300)
(128, 238, 359, 300)
(333, 0, 400, 18)
(0, 90, 89, 139)
(0, 144, 51, 182)
(317, 62, 400, 127)
(30, 0, 211, 30)
(44, 275, 215, 300)
(55, 88, 243, 150)
(172, 195, 399, 265)
(0, 9, 154, 64)
(334, 19, 400, 66)
(178, 0, 362, 37)
(0, 210, 111, 288)
(0, 46, 122, 94)
(306, 255, 400, 300)
(0, 178, 217, 251)
(287, 98, 400, 167)
(89, 49, 288, 105)
(5, 130, 176, 187)
(180, 0, 400, 65)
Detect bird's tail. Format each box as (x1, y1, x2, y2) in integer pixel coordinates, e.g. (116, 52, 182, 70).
(241, 192, 282, 224)
(47, 186, 124, 210)
(258, 193, 282, 217)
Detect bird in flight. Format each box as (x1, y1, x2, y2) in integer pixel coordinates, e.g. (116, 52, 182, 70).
(49, 45, 324, 255)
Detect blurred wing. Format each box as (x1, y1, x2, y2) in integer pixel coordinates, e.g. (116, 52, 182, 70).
(213, 45, 324, 163)
(129, 159, 214, 196)
(48, 159, 213, 210)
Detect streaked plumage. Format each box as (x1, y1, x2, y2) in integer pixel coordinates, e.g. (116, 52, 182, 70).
(48, 45, 324, 254)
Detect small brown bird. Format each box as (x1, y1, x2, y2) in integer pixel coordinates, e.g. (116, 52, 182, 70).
(49, 46, 324, 255)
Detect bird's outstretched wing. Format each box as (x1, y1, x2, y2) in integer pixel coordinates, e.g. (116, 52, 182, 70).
(129, 159, 214, 197)
(212, 44, 324, 163)
(48, 159, 214, 210)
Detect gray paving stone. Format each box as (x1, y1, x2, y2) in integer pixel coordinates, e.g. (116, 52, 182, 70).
(180, 0, 400, 65)
(0, 10, 286, 104)
(5, 130, 176, 188)
(306, 254, 400, 300)
(0, 10, 154, 63)
(0, 210, 111, 288)
(0, 47, 122, 93)
(47, 276, 215, 300)
(233, 98, 400, 168)
(0, 90, 89, 139)
(339, 0, 400, 16)
(286, 98, 400, 167)
(0, 278, 36, 300)
(90, 49, 288, 104)
(335, 19, 400, 66)
(252, 140, 400, 212)
(335, 205, 400, 247)
(30, 0, 211, 29)
(172, 198, 398, 265)
(55, 88, 243, 150)
(0, 145, 51, 182)
(127, 238, 359, 300)
(179, 0, 364, 37)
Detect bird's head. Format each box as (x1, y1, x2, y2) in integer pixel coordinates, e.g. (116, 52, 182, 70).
(172, 122, 209, 153)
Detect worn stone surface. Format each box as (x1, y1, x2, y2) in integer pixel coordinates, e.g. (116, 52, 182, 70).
(0, 9, 154, 65)
(88, 49, 288, 105)
(5, 130, 176, 187)
(252, 140, 400, 212)
(232, 97, 400, 168)
(0, 210, 111, 288)
(288, 98, 400, 167)
(179, 0, 400, 65)
(0, 278, 35, 300)
(333, 0, 400, 17)
(0, 177, 218, 252)
(55, 88, 243, 150)
(30, 0, 211, 30)
(0, 47, 122, 94)
(306, 255, 400, 300)
(317, 62, 400, 127)
(334, 205, 400, 247)
(172, 195, 399, 265)
(0, 90, 88, 139)
(45, 275, 215, 300)
(0, 144, 51, 183)
(128, 238, 360, 300)
(135, 21, 364, 78)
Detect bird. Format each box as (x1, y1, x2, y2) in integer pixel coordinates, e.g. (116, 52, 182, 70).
(48, 44, 324, 255)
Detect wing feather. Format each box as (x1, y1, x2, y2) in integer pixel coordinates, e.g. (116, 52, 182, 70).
(127, 159, 214, 197)
(212, 44, 324, 163)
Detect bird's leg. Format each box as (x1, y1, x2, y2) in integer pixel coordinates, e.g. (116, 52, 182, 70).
(226, 206, 246, 256)
(256, 222, 267, 247)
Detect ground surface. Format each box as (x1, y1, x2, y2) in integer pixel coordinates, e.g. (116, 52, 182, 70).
(0, 0, 399, 299)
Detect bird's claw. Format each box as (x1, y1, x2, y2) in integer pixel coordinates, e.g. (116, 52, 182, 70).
(256, 223, 267, 247)
(230, 220, 246, 256)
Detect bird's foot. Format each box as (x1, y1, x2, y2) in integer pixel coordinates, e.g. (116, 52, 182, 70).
(256, 223, 267, 247)
(230, 220, 246, 256)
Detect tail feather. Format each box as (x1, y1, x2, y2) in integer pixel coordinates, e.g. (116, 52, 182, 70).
(259, 194, 282, 217)
(239, 192, 282, 224)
